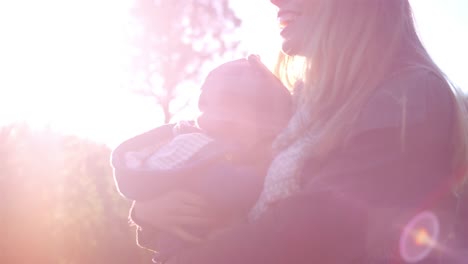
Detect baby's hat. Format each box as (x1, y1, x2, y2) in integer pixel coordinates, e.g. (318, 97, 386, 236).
(197, 56, 292, 138)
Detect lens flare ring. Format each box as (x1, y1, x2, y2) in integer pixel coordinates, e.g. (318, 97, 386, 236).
(399, 211, 440, 263)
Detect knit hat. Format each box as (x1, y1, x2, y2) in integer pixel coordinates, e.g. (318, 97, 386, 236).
(197, 56, 292, 141)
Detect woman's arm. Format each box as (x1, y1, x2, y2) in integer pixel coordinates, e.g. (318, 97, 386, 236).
(165, 70, 458, 264)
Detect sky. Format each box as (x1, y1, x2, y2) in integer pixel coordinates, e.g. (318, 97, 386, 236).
(0, 0, 467, 148)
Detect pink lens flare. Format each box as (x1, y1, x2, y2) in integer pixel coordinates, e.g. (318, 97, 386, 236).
(399, 211, 440, 263)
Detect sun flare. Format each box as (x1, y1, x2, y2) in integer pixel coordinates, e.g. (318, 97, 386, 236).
(0, 0, 142, 142)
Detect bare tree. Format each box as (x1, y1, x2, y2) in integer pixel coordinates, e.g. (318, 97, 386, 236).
(127, 0, 241, 123)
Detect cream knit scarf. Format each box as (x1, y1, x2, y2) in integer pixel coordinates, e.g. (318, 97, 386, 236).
(249, 84, 320, 220)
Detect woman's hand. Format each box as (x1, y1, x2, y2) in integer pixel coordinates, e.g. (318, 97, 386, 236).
(133, 190, 216, 242)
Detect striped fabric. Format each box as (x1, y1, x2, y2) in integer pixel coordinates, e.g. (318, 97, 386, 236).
(124, 133, 214, 171)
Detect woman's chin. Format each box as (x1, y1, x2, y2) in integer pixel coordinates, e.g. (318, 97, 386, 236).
(281, 39, 302, 56)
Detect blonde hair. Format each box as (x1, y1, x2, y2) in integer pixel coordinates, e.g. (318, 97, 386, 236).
(275, 0, 468, 186)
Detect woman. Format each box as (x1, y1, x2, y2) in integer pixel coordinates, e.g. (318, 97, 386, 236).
(132, 0, 468, 263)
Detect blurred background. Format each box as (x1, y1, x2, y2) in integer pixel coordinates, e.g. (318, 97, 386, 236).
(0, 0, 466, 263)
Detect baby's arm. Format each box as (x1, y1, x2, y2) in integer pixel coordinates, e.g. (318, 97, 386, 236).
(111, 124, 181, 201)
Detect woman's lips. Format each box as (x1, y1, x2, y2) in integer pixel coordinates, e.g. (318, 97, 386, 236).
(278, 11, 300, 29)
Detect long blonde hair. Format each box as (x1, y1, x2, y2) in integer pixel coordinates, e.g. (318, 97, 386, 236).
(275, 0, 468, 186)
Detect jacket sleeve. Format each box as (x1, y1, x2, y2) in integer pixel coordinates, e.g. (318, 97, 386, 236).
(166, 70, 458, 264)
(111, 124, 178, 201)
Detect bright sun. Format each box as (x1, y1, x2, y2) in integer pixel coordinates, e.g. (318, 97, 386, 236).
(0, 0, 156, 145)
(0, 0, 466, 148)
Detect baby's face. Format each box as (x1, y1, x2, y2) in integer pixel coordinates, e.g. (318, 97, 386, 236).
(229, 122, 262, 148)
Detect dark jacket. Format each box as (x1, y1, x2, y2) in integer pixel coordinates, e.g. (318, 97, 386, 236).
(163, 68, 464, 263)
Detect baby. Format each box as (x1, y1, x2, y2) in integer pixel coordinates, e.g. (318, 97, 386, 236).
(111, 56, 292, 263)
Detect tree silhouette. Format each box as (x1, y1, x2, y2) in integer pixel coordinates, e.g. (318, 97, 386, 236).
(0, 124, 151, 263)
(127, 0, 241, 123)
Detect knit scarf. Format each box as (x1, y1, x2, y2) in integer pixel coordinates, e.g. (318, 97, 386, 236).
(249, 84, 320, 221)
